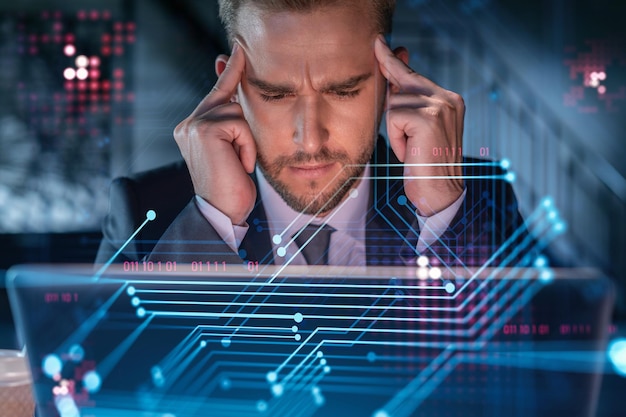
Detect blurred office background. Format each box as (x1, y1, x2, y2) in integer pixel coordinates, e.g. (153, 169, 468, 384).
(0, 0, 625, 384)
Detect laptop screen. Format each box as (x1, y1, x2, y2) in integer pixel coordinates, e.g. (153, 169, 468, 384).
(7, 264, 614, 417)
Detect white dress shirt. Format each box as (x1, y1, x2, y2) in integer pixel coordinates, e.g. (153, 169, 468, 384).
(195, 165, 466, 266)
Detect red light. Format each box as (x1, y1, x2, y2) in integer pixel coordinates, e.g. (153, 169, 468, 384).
(114, 46, 124, 56)
(64, 33, 75, 43)
(90, 94, 99, 102)
(101, 33, 111, 43)
(126, 35, 136, 44)
(77, 81, 87, 91)
(77, 10, 86, 20)
(90, 10, 100, 20)
(101, 46, 111, 56)
(113, 69, 124, 79)
(53, 22, 63, 32)
(126, 93, 135, 102)
(54, 35, 62, 43)
(103, 96, 111, 104)
(78, 96, 86, 105)
(114, 81, 124, 90)
(103, 105, 111, 113)
(114, 93, 123, 102)
(102, 80, 111, 90)
(126, 22, 136, 31)
(114, 22, 123, 32)
(102, 10, 111, 20)
(89, 69, 100, 79)
(114, 34, 123, 44)
(89, 56, 101, 67)
(29, 46, 38, 55)
(90, 81, 99, 91)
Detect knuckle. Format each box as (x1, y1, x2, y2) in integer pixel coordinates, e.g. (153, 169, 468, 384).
(173, 120, 188, 141)
(454, 93, 465, 109)
(448, 91, 465, 109)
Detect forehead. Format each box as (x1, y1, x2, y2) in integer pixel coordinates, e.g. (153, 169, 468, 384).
(234, 4, 378, 84)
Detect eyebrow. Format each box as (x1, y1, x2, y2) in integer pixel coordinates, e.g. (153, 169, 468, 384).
(248, 72, 373, 95)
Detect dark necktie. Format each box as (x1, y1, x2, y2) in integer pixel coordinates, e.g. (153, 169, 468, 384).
(293, 224, 335, 265)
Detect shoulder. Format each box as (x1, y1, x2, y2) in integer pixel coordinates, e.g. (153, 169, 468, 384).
(97, 161, 195, 262)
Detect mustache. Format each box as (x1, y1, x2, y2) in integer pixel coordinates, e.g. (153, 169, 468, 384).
(270, 147, 350, 170)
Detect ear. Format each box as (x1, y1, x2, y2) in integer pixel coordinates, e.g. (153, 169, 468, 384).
(392, 46, 409, 66)
(215, 54, 239, 102)
(215, 54, 228, 77)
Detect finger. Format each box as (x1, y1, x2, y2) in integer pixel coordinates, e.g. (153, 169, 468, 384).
(386, 106, 460, 164)
(374, 36, 437, 96)
(197, 103, 257, 173)
(233, 121, 257, 174)
(385, 92, 434, 110)
(193, 43, 246, 115)
(387, 86, 462, 106)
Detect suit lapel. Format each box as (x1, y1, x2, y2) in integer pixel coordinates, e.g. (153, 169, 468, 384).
(365, 137, 420, 266)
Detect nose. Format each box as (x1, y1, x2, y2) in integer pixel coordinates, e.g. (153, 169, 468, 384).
(293, 95, 329, 153)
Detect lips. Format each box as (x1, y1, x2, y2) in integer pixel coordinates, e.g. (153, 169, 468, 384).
(288, 162, 336, 179)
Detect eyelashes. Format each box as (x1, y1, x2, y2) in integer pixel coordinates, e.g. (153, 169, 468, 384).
(259, 90, 361, 102)
(333, 90, 361, 99)
(259, 93, 289, 102)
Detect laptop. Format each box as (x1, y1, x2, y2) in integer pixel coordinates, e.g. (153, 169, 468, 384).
(7, 264, 614, 417)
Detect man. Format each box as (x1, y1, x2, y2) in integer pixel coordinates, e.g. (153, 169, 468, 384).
(96, 0, 528, 268)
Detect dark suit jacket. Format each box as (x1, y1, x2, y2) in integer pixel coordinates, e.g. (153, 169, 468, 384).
(96, 138, 531, 267)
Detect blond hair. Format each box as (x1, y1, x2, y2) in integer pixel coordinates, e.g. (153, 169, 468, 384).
(218, 0, 396, 45)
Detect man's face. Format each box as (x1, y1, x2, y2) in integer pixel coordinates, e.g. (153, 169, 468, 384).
(233, 3, 386, 215)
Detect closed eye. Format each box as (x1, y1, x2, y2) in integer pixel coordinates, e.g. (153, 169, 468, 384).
(260, 93, 292, 102)
(332, 90, 361, 99)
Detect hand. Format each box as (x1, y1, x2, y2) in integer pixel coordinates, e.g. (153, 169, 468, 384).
(173, 43, 256, 225)
(374, 36, 465, 217)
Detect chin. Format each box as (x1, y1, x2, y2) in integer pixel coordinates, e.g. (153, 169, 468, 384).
(279, 176, 359, 215)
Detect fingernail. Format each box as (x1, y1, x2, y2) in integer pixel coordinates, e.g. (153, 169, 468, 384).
(231, 42, 239, 55)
